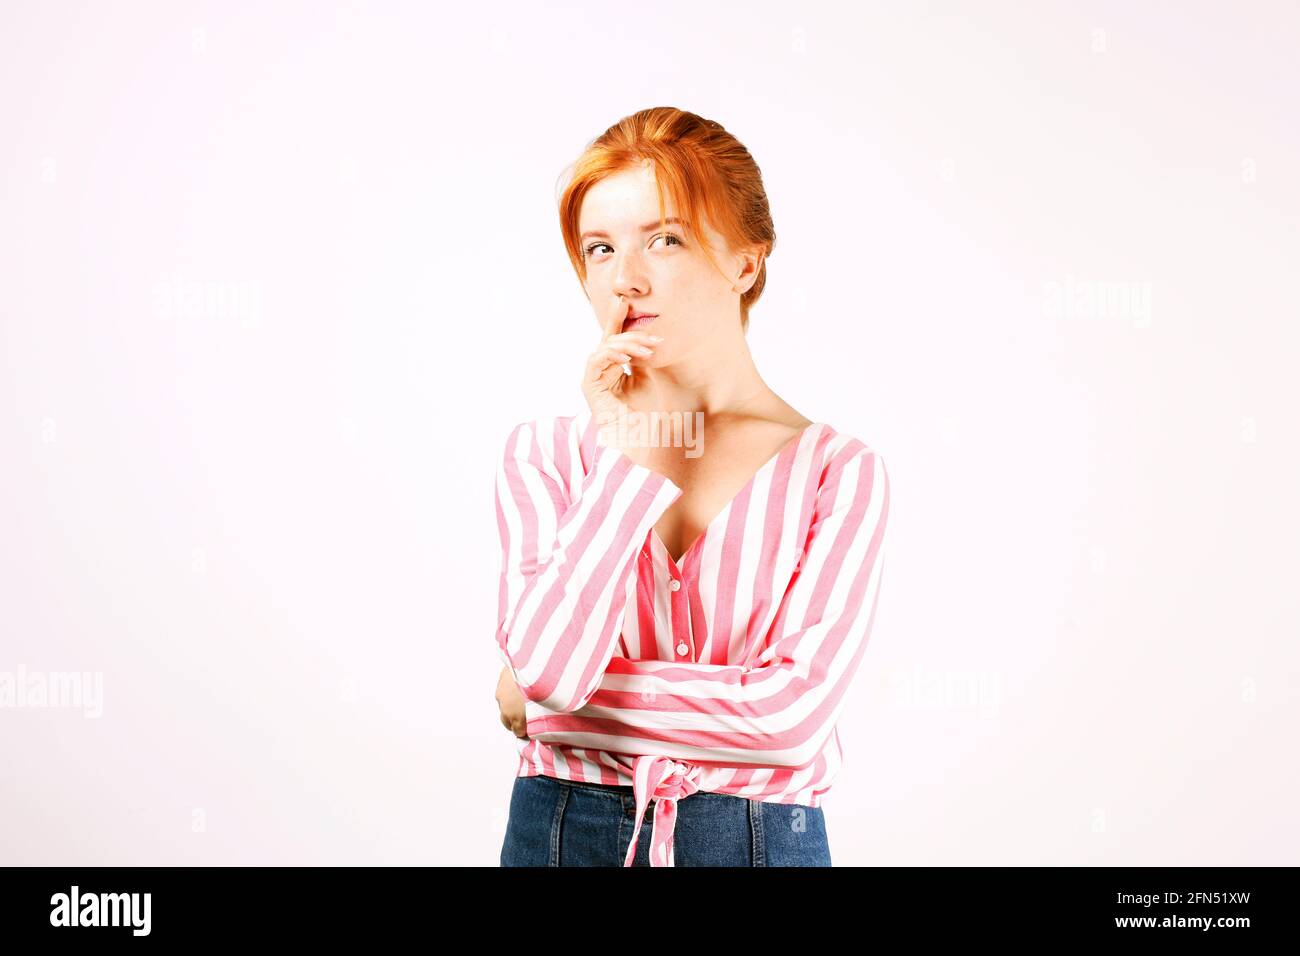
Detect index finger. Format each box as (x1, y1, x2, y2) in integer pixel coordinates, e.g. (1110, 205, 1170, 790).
(602, 296, 626, 342)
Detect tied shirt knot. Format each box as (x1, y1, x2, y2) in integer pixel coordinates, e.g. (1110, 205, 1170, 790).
(623, 755, 705, 867)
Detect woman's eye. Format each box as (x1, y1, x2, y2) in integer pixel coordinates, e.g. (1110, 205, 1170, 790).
(583, 234, 683, 259)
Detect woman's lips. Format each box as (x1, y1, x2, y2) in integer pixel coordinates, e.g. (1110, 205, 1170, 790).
(623, 314, 657, 331)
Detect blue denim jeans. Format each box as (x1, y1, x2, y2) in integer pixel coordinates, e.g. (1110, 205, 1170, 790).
(499, 773, 832, 867)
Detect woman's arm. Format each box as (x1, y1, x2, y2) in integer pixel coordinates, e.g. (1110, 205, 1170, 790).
(495, 417, 684, 713)
(524, 448, 890, 771)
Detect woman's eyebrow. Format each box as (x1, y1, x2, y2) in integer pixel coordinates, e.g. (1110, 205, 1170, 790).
(579, 217, 689, 241)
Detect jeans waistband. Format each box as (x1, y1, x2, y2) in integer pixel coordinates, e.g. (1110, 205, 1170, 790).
(530, 772, 747, 803)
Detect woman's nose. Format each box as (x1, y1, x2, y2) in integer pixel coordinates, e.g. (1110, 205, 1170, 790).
(612, 257, 647, 296)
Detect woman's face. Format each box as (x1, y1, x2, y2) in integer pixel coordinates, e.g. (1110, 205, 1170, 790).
(578, 162, 754, 365)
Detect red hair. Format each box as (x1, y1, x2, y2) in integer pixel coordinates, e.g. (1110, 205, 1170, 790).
(556, 107, 776, 334)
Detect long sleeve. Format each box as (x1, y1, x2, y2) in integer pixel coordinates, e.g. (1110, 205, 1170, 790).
(525, 447, 890, 770)
(495, 418, 684, 712)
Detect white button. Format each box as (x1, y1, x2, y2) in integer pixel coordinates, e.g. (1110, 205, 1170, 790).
(669, 579, 681, 591)
(676, 642, 689, 656)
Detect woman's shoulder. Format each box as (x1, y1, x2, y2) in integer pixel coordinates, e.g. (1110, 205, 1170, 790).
(804, 419, 885, 469)
(499, 411, 599, 469)
(791, 423, 889, 523)
(751, 398, 883, 471)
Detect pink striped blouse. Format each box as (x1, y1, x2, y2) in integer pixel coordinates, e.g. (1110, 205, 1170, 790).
(494, 408, 890, 866)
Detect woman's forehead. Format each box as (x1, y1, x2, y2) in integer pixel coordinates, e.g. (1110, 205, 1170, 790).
(582, 170, 672, 219)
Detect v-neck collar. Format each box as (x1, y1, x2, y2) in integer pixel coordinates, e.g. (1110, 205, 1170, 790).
(652, 421, 819, 569)
(578, 415, 821, 572)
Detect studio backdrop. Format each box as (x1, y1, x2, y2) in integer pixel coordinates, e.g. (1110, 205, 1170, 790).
(1, 0, 1296, 865)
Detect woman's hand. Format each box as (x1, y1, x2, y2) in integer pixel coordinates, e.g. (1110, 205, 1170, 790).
(496, 665, 529, 739)
(582, 298, 663, 448)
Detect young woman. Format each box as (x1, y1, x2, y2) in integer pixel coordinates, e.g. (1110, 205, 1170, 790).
(493, 107, 891, 866)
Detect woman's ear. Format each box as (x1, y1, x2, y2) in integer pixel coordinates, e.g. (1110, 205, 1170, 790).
(733, 248, 764, 295)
